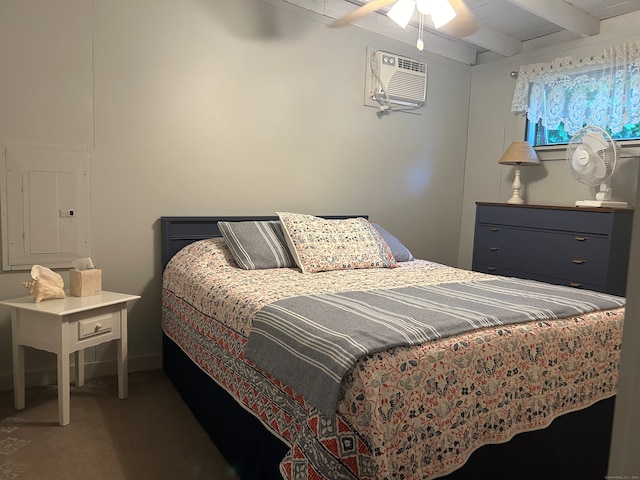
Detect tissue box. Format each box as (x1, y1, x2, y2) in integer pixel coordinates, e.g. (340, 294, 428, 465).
(69, 269, 102, 297)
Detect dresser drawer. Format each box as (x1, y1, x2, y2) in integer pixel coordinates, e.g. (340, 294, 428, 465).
(472, 263, 604, 292)
(473, 226, 609, 286)
(476, 204, 614, 234)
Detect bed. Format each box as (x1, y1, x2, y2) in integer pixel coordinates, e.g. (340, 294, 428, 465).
(161, 214, 623, 480)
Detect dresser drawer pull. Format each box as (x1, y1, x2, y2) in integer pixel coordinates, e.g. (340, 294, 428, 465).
(569, 282, 583, 288)
(574, 236, 587, 241)
(572, 259, 586, 264)
(490, 227, 500, 232)
(488, 247, 499, 251)
(486, 266, 497, 271)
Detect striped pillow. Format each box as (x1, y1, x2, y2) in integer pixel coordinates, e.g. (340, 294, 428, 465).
(218, 221, 296, 270)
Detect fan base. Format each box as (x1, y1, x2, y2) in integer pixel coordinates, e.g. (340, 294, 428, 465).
(575, 200, 629, 208)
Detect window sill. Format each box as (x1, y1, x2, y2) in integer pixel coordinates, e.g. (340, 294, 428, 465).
(534, 140, 640, 161)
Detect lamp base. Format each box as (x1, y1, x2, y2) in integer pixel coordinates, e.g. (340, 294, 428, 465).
(506, 194, 524, 204)
(506, 167, 524, 204)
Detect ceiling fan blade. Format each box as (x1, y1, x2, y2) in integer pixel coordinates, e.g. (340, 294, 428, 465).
(329, 0, 398, 28)
(439, 0, 478, 38)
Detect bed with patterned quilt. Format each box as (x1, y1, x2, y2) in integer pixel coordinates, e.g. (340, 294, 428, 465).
(161, 213, 624, 480)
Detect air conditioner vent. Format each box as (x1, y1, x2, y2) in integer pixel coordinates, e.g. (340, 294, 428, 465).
(397, 58, 426, 74)
(388, 74, 427, 103)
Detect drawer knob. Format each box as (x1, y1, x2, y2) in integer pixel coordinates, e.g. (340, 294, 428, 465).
(574, 236, 587, 241)
(572, 259, 586, 264)
(489, 247, 499, 251)
(487, 266, 497, 271)
(94, 323, 103, 332)
(569, 282, 583, 288)
(490, 227, 500, 232)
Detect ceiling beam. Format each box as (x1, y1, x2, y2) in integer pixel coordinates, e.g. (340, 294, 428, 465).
(446, 26, 522, 57)
(505, 0, 600, 38)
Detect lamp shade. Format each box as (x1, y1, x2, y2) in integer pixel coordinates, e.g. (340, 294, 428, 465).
(498, 141, 540, 166)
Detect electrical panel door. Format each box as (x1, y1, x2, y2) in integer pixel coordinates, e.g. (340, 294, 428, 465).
(1, 144, 91, 271)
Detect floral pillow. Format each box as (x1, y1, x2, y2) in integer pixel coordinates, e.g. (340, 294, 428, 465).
(277, 212, 396, 274)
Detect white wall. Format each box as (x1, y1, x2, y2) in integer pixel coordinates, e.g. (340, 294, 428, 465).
(0, 0, 472, 388)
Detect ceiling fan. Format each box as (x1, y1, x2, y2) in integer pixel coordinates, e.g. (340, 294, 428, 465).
(329, 0, 478, 49)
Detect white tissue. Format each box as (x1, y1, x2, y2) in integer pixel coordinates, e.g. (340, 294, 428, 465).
(72, 257, 95, 270)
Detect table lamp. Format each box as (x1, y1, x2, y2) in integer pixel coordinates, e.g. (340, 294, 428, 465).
(498, 141, 540, 204)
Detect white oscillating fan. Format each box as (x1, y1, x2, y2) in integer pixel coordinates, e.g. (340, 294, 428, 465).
(566, 125, 628, 208)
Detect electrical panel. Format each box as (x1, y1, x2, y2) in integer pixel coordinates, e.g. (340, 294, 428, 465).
(1, 144, 91, 271)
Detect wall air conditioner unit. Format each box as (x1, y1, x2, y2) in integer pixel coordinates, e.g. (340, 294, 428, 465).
(365, 48, 427, 109)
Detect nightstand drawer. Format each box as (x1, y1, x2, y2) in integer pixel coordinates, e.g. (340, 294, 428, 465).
(78, 313, 114, 340)
(68, 306, 121, 348)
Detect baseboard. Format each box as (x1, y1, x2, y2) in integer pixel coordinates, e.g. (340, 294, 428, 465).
(0, 353, 162, 393)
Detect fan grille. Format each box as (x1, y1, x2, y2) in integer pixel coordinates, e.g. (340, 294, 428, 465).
(566, 126, 618, 186)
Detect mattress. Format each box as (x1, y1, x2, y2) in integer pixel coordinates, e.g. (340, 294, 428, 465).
(161, 237, 624, 480)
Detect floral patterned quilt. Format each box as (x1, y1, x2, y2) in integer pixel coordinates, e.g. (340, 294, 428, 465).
(161, 238, 624, 480)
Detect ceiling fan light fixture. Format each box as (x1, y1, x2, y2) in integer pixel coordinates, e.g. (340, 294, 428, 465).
(415, 0, 431, 15)
(430, 0, 456, 28)
(387, 0, 416, 28)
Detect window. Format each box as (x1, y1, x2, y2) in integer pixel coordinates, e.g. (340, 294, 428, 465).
(526, 120, 640, 147)
(512, 42, 640, 147)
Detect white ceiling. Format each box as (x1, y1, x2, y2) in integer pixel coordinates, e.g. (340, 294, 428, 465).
(453, 0, 640, 53)
(281, 0, 640, 64)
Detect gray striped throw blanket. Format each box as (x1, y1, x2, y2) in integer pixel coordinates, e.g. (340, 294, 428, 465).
(244, 277, 625, 416)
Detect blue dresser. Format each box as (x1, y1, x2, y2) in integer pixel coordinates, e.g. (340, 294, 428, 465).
(472, 202, 633, 296)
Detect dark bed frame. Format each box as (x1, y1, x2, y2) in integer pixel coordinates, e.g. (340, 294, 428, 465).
(161, 216, 615, 480)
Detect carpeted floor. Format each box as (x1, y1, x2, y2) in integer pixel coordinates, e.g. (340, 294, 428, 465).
(0, 370, 240, 480)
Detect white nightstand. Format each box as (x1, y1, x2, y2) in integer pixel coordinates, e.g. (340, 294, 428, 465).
(0, 291, 140, 426)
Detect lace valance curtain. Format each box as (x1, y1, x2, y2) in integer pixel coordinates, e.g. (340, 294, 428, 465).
(511, 41, 640, 135)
